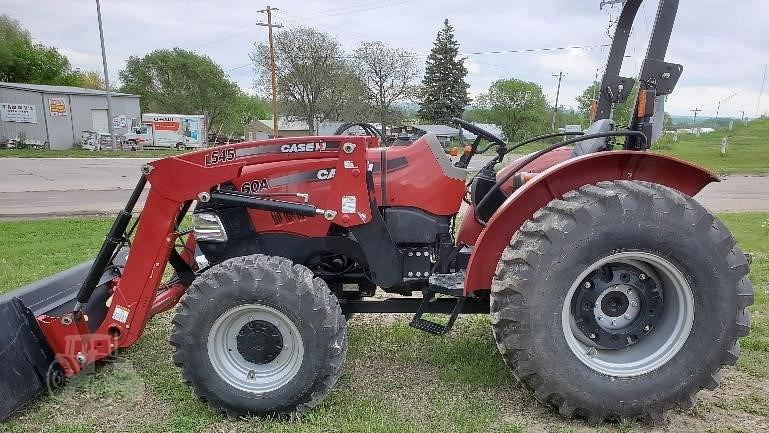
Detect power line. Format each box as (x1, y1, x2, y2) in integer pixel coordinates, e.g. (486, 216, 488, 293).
(462, 44, 610, 56)
(285, 0, 426, 21)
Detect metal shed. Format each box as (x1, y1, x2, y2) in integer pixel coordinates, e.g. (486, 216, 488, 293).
(0, 82, 141, 149)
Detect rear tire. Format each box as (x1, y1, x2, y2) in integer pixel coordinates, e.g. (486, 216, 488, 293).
(170, 254, 347, 417)
(491, 180, 753, 424)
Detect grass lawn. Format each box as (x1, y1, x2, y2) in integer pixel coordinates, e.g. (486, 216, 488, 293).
(0, 214, 767, 433)
(492, 118, 769, 175)
(0, 148, 180, 158)
(653, 118, 769, 175)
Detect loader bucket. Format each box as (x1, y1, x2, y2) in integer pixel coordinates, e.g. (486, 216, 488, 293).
(0, 250, 127, 420)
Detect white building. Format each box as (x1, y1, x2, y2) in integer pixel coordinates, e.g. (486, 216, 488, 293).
(0, 82, 141, 149)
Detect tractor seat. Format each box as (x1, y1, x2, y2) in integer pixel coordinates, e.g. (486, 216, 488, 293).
(421, 133, 468, 181)
(571, 119, 615, 157)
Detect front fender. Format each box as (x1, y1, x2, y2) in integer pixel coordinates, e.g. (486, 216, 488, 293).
(463, 151, 719, 294)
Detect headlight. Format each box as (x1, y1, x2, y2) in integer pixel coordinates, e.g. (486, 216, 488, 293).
(193, 212, 228, 242)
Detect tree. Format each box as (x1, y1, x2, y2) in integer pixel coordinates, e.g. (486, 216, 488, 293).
(576, 80, 638, 127)
(418, 19, 470, 124)
(663, 112, 673, 130)
(221, 93, 271, 137)
(75, 70, 104, 90)
(322, 67, 376, 123)
(252, 27, 347, 134)
(475, 79, 550, 141)
(352, 41, 419, 133)
(119, 48, 239, 128)
(0, 15, 83, 86)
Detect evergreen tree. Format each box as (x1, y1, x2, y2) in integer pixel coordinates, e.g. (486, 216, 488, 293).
(417, 19, 470, 124)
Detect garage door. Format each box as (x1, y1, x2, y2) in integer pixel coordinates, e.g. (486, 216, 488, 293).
(91, 109, 108, 133)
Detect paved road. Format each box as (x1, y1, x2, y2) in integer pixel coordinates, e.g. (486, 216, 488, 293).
(0, 157, 767, 218)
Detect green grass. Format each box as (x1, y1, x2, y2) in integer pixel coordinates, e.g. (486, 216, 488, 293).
(494, 118, 769, 174)
(0, 213, 767, 432)
(653, 118, 769, 175)
(0, 148, 180, 158)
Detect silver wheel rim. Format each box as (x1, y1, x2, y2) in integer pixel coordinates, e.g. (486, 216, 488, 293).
(561, 252, 694, 377)
(207, 304, 304, 393)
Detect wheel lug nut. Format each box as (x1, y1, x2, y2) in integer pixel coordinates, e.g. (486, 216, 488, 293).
(631, 301, 638, 307)
(624, 314, 632, 320)
(586, 347, 598, 358)
(639, 273, 647, 280)
(589, 333, 597, 340)
(583, 281, 592, 289)
(644, 325, 652, 332)
(611, 319, 617, 326)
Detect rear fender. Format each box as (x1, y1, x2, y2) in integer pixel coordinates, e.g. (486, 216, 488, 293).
(463, 151, 719, 293)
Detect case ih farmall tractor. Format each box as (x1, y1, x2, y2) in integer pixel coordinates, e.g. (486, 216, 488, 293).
(0, 0, 753, 425)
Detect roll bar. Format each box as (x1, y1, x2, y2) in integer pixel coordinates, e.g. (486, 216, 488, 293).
(595, 0, 682, 150)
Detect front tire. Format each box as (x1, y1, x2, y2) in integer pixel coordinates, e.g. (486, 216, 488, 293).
(170, 254, 347, 417)
(491, 181, 753, 424)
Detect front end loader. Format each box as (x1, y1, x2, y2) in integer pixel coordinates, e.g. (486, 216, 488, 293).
(0, 0, 753, 424)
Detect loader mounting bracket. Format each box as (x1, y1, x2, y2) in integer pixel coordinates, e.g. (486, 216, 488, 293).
(639, 59, 683, 95)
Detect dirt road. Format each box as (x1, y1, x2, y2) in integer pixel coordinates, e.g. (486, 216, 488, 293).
(0, 157, 767, 218)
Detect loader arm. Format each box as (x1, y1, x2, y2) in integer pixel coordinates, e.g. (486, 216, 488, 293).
(35, 135, 376, 376)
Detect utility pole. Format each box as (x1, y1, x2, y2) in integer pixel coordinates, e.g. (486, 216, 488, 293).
(257, 6, 283, 138)
(691, 107, 702, 136)
(757, 64, 767, 119)
(551, 72, 565, 131)
(95, 0, 116, 151)
(715, 92, 737, 129)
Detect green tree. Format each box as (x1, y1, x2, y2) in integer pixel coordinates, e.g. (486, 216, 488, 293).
(0, 15, 82, 85)
(417, 19, 470, 124)
(475, 79, 550, 141)
(222, 93, 270, 137)
(576, 80, 638, 127)
(252, 27, 347, 134)
(663, 112, 673, 130)
(323, 67, 376, 123)
(74, 70, 104, 90)
(119, 48, 239, 128)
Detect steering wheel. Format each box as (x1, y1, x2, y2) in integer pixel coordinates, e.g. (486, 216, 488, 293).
(452, 118, 506, 148)
(333, 122, 385, 141)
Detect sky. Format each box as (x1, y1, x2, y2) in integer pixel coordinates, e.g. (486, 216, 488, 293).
(4, 0, 769, 118)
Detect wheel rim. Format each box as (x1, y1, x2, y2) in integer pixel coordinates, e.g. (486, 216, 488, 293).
(207, 304, 304, 393)
(561, 252, 694, 377)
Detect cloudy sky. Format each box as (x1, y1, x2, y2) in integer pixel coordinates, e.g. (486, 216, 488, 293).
(5, 0, 769, 117)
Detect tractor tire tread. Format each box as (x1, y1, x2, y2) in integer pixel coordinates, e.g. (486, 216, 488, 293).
(490, 180, 753, 424)
(170, 254, 347, 417)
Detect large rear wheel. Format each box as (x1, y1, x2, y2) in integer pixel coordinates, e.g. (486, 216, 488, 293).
(171, 254, 347, 418)
(491, 180, 753, 423)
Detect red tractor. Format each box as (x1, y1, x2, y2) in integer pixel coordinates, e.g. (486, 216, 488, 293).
(0, 0, 752, 424)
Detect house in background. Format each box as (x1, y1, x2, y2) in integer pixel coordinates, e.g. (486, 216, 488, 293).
(243, 118, 384, 140)
(461, 123, 506, 141)
(391, 124, 460, 146)
(0, 82, 140, 149)
(244, 119, 312, 140)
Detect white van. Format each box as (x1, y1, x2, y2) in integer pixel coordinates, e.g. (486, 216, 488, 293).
(124, 114, 206, 150)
